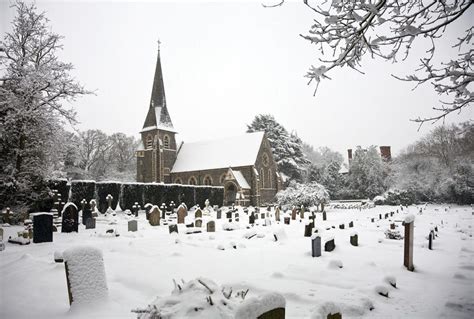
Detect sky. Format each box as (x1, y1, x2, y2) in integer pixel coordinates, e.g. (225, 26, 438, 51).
(1, 0, 472, 160)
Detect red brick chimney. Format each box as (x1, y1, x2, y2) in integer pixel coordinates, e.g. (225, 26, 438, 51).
(380, 146, 391, 161)
(347, 149, 353, 163)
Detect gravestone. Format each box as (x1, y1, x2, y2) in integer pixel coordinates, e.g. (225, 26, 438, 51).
(327, 313, 342, 319)
(284, 217, 290, 225)
(0, 228, 3, 241)
(82, 207, 92, 226)
(390, 223, 396, 230)
(177, 205, 187, 224)
(33, 213, 53, 243)
(261, 213, 265, 219)
(291, 208, 297, 220)
(349, 221, 354, 228)
(256, 308, 285, 319)
(275, 207, 281, 222)
(226, 211, 232, 219)
(90, 199, 98, 217)
(304, 223, 313, 237)
(132, 203, 140, 217)
(249, 213, 255, 225)
(169, 224, 178, 234)
(144, 203, 153, 215)
(195, 219, 202, 228)
(195, 209, 203, 219)
(148, 206, 161, 226)
(428, 232, 433, 250)
(322, 211, 327, 221)
(311, 235, 321, 257)
(62, 203, 79, 233)
(207, 221, 215, 232)
(390, 212, 394, 217)
(350, 234, 358, 246)
(216, 209, 222, 219)
(106, 194, 113, 211)
(85, 217, 96, 229)
(128, 220, 138, 232)
(160, 204, 166, 219)
(186, 222, 194, 228)
(235, 212, 239, 219)
(385, 213, 389, 219)
(371, 218, 374, 223)
(339, 224, 345, 230)
(403, 217, 415, 271)
(324, 239, 335, 252)
(379, 214, 382, 220)
(300, 206, 305, 219)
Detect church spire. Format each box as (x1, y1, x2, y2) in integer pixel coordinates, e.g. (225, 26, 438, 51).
(142, 41, 174, 131)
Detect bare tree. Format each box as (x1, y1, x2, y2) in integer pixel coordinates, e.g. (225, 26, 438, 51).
(264, 0, 473, 126)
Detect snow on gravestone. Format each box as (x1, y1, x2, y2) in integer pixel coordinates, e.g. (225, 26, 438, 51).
(63, 246, 108, 305)
(234, 292, 286, 319)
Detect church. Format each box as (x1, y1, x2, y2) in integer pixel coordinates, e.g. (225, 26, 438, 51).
(136, 48, 282, 206)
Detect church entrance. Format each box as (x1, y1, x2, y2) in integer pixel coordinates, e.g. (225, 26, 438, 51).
(224, 182, 237, 206)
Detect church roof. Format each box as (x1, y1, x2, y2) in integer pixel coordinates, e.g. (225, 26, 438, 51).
(171, 132, 265, 173)
(232, 170, 251, 189)
(142, 49, 175, 132)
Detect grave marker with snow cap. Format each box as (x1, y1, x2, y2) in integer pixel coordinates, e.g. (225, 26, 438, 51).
(350, 232, 358, 246)
(148, 206, 161, 226)
(62, 203, 79, 233)
(304, 222, 313, 237)
(132, 202, 140, 217)
(300, 205, 305, 219)
(195, 208, 203, 219)
(63, 246, 108, 305)
(106, 194, 113, 211)
(33, 213, 53, 243)
(177, 204, 187, 224)
(403, 214, 415, 271)
(234, 292, 286, 319)
(311, 234, 321, 257)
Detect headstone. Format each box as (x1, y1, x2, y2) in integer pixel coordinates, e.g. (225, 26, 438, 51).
(291, 208, 297, 220)
(89, 199, 97, 217)
(195, 209, 203, 219)
(324, 239, 335, 252)
(311, 235, 321, 257)
(327, 313, 342, 319)
(226, 211, 232, 219)
(371, 218, 374, 223)
(284, 217, 290, 225)
(275, 207, 281, 222)
(128, 220, 138, 232)
(0, 228, 3, 241)
(144, 203, 153, 215)
(261, 213, 265, 219)
(148, 206, 161, 226)
(300, 206, 305, 219)
(62, 203, 79, 233)
(403, 218, 414, 271)
(82, 207, 92, 226)
(85, 217, 96, 229)
(132, 203, 140, 217)
(249, 213, 255, 225)
(186, 222, 194, 228)
(195, 219, 202, 228)
(168, 224, 178, 234)
(33, 213, 53, 243)
(385, 213, 388, 219)
(390, 223, 396, 230)
(339, 224, 345, 230)
(106, 194, 113, 210)
(428, 231, 433, 250)
(349, 221, 353, 228)
(322, 211, 327, 221)
(177, 205, 187, 224)
(304, 223, 313, 237)
(207, 221, 215, 232)
(256, 307, 285, 319)
(379, 214, 382, 220)
(216, 209, 222, 219)
(350, 234, 358, 246)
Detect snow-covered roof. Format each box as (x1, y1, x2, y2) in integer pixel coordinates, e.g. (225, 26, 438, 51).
(171, 132, 265, 173)
(232, 170, 251, 189)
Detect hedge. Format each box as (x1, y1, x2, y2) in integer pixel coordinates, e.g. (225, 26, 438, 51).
(69, 180, 96, 209)
(143, 183, 164, 206)
(120, 183, 145, 211)
(96, 181, 121, 213)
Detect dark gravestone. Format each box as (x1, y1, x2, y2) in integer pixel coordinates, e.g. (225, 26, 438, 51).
(291, 208, 297, 220)
(195, 209, 203, 219)
(177, 206, 187, 224)
(168, 224, 178, 234)
(128, 220, 138, 232)
(385, 213, 389, 219)
(261, 213, 265, 220)
(428, 232, 433, 250)
(390, 223, 396, 230)
(327, 313, 342, 319)
(257, 307, 285, 319)
(275, 207, 281, 222)
(349, 221, 353, 228)
(149, 206, 161, 226)
(322, 211, 327, 221)
(324, 239, 335, 252)
(300, 206, 305, 219)
(311, 236, 321, 257)
(339, 224, 345, 230)
(249, 213, 255, 225)
(403, 220, 414, 271)
(62, 204, 79, 233)
(216, 210, 222, 219)
(304, 223, 313, 237)
(85, 218, 96, 229)
(226, 211, 232, 219)
(195, 219, 202, 228)
(33, 214, 53, 243)
(284, 217, 290, 225)
(235, 213, 239, 219)
(82, 208, 92, 226)
(379, 214, 382, 220)
(207, 221, 216, 232)
(228, 218, 233, 223)
(390, 212, 394, 217)
(350, 234, 358, 246)
(371, 218, 375, 223)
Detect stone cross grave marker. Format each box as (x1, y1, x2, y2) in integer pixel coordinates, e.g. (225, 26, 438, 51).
(33, 213, 53, 243)
(62, 203, 79, 233)
(207, 221, 215, 232)
(128, 220, 138, 232)
(148, 206, 161, 226)
(311, 235, 321, 257)
(249, 212, 255, 225)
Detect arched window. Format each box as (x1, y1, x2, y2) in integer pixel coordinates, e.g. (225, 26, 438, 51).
(262, 153, 269, 167)
(146, 135, 153, 149)
(260, 168, 265, 188)
(203, 175, 213, 186)
(268, 169, 272, 188)
(188, 176, 197, 185)
(220, 173, 226, 184)
(163, 135, 170, 149)
(174, 177, 182, 184)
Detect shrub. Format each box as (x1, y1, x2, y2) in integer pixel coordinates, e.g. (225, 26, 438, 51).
(276, 182, 329, 209)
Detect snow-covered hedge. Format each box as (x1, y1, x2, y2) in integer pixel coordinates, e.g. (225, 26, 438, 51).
(70, 180, 96, 208)
(120, 183, 145, 211)
(276, 182, 329, 209)
(376, 189, 416, 206)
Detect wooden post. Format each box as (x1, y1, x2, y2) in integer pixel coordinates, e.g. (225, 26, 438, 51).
(404, 220, 414, 271)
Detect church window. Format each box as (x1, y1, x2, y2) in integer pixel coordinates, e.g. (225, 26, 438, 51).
(268, 169, 272, 188)
(164, 168, 170, 176)
(203, 175, 213, 186)
(220, 173, 226, 184)
(146, 135, 153, 149)
(260, 168, 265, 188)
(188, 176, 197, 185)
(174, 177, 182, 184)
(262, 153, 269, 167)
(163, 135, 170, 149)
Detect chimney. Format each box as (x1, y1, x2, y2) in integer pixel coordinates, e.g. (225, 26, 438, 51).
(380, 146, 391, 161)
(347, 149, 353, 163)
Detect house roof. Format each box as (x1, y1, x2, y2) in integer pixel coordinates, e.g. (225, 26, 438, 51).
(171, 132, 265, 173)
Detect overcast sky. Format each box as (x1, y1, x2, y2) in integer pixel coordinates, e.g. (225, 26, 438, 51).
(1, 0, 472, 160)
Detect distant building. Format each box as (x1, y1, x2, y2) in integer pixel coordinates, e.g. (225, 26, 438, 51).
(136, 47, 282, 206)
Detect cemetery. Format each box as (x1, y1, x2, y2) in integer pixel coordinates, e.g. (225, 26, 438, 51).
(1, 201, 473, 318)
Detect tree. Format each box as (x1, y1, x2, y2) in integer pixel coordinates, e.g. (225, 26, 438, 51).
(265, 0, 473, 125)
(0, 1, 89, 207)
(247, 114, 310, 182)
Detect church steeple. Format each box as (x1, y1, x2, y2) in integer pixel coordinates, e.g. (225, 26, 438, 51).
(142, 42, 174, 131)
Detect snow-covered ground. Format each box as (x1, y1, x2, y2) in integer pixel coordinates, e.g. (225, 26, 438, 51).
(1, 204, 473, 318)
